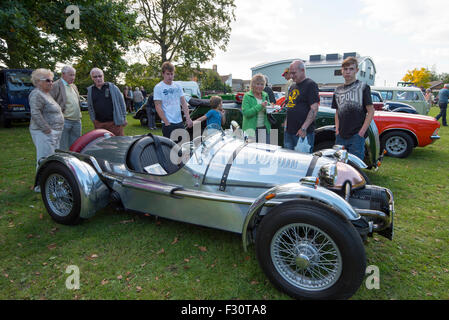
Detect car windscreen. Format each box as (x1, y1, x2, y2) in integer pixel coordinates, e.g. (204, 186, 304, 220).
(6, 71, 34, 92)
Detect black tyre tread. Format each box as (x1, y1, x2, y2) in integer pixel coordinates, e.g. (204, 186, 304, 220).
(255, 200, 366, 300)
(313, 141, 334, 152)
(40, 162, 82, 225)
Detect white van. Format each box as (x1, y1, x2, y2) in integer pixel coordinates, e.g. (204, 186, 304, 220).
(371, 86, 429, 115)
(174, 81, 201, 102)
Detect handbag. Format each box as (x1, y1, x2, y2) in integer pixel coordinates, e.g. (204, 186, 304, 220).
(294, 135, 311, 153)
(267, 113, 277, 126)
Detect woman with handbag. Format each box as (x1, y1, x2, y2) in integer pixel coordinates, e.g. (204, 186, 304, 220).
(242, 73, 272, 144)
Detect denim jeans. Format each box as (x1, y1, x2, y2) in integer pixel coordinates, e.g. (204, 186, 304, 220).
(60, 119, 82, 150)
(435, 103, 447, 126)
(162, 122, 185, 143)
(335, 133, 365, 160)
(284, 131, 315, 153)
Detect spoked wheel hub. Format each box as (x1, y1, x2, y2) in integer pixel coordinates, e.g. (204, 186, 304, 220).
(45, 173, 74, 217)
(271, 223, 343, 291)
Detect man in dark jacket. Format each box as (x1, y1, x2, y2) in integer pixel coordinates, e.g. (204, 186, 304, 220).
(87, 68, 127, 136)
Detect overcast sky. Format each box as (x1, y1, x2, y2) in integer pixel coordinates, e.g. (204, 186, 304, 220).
(201, 0, 449, 86)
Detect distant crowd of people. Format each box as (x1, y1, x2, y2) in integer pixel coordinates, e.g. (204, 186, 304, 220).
(123, 85, 147, 113)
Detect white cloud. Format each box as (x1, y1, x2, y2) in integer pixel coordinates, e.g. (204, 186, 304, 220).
(202, 0, 449, 85)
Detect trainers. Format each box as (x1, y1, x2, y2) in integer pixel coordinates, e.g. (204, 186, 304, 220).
(34, 186, 40, 193)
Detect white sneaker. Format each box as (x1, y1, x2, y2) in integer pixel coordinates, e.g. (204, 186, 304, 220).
(34, 186, 40, 193)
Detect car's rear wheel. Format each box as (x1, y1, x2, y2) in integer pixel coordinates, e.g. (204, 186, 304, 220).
(0, 113, 12, 128)
(381, 131, 413, 158)
(255, 201, 366, 300)
(40, 162, 82, 225)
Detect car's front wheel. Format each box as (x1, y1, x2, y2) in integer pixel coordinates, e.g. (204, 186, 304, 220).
(381, 130, 413, 158)
(40, 162, 82, 225)
(255, 201, 366, 300)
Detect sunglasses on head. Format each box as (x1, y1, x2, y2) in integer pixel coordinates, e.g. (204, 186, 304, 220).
(40, 78, 53, 83)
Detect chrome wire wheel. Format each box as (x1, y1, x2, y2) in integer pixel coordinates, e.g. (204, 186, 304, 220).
(44, 173, 74, 217)
(270, 223, 343, 291)
(385, 136, 407, 156)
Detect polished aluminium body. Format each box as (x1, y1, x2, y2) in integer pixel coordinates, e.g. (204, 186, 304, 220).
(35, 129, 394, 300)
(36, 130, 393, 241)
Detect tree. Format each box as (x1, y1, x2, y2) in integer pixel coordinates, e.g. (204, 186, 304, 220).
(438, 73, 449, 84)
(198, 69, 229, 92)
(136, 0, 235, 70)
(402, 68, 432, 88)
(0, 0, 140, 84)
(124, 63, 160, 93)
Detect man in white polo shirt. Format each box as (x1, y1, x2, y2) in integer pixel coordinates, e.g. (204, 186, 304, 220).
(50, 65, 82, 150)
(154, 61, 193, 141)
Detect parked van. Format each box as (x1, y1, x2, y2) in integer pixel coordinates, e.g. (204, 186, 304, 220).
(371, 86, 429, 115)
(0, 69, 34, 127)
(174, 81, 201, 102)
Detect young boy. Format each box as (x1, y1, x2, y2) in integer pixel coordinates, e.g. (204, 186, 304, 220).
(193, 96, 225, 130)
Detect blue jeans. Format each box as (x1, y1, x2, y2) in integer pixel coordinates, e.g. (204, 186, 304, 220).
(335, 133, 365, 160)
(284, 131, 315, 153)
(435, 103, 447, 126)
(60, 119, 82, 150)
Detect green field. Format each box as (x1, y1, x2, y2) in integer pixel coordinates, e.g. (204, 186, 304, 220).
(0, 107, 448, 300)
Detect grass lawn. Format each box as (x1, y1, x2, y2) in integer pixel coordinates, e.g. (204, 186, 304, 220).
(0, 107, 448, 300)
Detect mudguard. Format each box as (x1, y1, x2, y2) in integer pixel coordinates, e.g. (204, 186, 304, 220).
(35, 153, 110, 219)
(242, 181, 361, 251)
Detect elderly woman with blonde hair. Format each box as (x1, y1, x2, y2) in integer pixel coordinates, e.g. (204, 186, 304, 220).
(29, 68, 64, 175)
(241, 73, 272, 143)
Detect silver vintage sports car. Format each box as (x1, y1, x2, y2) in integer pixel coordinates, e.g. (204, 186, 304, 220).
(35, 127, 394, 300)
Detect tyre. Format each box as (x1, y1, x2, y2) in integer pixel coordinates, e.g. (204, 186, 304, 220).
(40, 162, 82, 225)
(140, 115, 148, 126)
(255, 201, 366, 300)
(313, 141, 334, 152)
(0, 112, 12, 128)
(381, 131, 413, 158)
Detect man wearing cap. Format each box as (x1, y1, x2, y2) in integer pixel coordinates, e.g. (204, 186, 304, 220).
(282, 68, 294, 96)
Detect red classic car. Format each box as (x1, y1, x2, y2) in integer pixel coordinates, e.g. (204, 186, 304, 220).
(277, 93, 441, 159)
(374, 111, 440, 158)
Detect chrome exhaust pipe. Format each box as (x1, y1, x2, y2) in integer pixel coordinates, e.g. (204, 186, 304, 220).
(355, 209, 390, 232)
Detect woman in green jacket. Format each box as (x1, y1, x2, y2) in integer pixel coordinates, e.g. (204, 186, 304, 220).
(242, 73, 271, 143)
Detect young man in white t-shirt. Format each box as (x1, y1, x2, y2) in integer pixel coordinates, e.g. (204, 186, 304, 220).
(154, 61, 193, 141)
